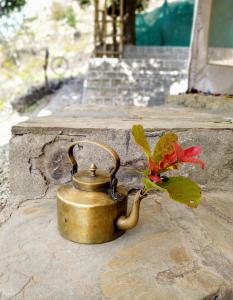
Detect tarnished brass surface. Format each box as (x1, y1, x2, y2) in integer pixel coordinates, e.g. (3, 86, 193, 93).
(57, 184, 127, 244)
(57, 140, 146, 244)
(68, 140, 120, 190)
(117, 190, 147, 231)
(72, 168, 110, 192)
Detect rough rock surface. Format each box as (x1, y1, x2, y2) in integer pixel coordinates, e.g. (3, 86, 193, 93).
(9, 105, 233, 204)
(0, 191, 233, 299)
(0, 145, 14, 225)
(0, 146, 8, 210)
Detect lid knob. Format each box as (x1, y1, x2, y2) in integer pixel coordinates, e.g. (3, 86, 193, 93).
(89, 163, 97, 177)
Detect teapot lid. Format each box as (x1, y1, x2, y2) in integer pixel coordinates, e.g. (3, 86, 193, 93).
(67, 140, 121, 193)
(72, 163, 111, 192)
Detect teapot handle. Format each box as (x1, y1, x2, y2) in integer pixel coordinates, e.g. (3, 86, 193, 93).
(67, 140, 120, 182)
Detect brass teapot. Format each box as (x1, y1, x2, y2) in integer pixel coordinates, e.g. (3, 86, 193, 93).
(57, 140, 146, 244)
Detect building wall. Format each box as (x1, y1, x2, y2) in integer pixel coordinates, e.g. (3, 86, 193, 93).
(189, 0, 233, 94)
(83, 46, 189, 106)
(208, 48, 233, 66)
(209, 0, 233, 48)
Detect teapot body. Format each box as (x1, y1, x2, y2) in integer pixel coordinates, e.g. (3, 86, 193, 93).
(57, 184, 128, 244)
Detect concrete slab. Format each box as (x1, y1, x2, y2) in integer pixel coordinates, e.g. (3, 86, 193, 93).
(12, 105, 233, 133)
(0, 191, 233, 299)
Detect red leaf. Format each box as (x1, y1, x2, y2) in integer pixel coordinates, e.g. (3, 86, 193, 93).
(172, 142, 205, 169)
(159, 142, 205, 170)
(148, 159, 159, 173)
(172, 142, 184, 160)
(149, 175, 162, 183)
(184, 146, 202, 157)
(182, 157, 205, 169)
(159, 151, 177, 169)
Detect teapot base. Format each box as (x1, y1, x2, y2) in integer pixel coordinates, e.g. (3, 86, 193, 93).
(57, 184, 128, 244)
(58, 228, 125, 244)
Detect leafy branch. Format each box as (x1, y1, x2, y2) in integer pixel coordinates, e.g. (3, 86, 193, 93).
(132, 124, 205, 208)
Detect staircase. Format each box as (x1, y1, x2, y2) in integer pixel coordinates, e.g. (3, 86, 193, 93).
(83, 46, 189, 106)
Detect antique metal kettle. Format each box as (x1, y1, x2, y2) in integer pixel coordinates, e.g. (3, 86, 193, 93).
(57, 140, 145, 244)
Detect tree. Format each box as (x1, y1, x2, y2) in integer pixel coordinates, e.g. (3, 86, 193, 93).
(124, 0, 148, 44)
(76, 0, 148, 44)
(124, 0, 137, 44)
(0, 0, 26, 17)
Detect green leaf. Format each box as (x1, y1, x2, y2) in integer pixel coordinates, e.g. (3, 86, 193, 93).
(153, 132, 178, 163)
(142, 168, 150, 177)
(159, 176, 201, 208)
(143, 178, 165, 192)
(132, 124, 151, 158)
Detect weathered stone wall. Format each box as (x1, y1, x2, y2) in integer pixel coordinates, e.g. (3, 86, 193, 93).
(10, 117, 233, 202)
(83, 47, 189, 106)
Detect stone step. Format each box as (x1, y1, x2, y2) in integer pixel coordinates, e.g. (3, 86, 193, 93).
(86, 70, 187, 82)
(10, 105, 233, 203)
(123, 46, 190, 60)
(87, 70, 188, 82)
(85, 76, 187, 91)
(88, 59, 188, 73)
(83, 72, 188, 106)
(84, 52, 188, 105)
(85, 73, 187, 90)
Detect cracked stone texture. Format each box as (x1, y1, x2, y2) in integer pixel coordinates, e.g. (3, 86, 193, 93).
(0, 145, 12, 224)
(0, 191, 233, 299)
(9, 105, 233, 205)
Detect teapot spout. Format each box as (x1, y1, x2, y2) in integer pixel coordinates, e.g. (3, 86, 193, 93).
(117, 190, 146, 231)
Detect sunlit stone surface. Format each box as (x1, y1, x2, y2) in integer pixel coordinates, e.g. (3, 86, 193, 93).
(0, 191, 233, 299)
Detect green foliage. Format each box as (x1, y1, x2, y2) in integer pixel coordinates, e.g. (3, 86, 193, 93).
(2, 58, 15, 68)
(74, 0, 148, 11)
(51, 1, 66, 21)
(51, 2, 77, 27)
(0, 98, 4, 110)
(136, 0, 149, 12)
(66, 6, 76, 28)
(131, 125, 178, 164)
(131, 124, 151, 158)
(143, 177, 165, 192)
(152, 132, 178, 163)
(0, 0, 26, 17)
(76, 0, 91, 8)
(131, 124, 204, 208)
(159, 176, 201, 208)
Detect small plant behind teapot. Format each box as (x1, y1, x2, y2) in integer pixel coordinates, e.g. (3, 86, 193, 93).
(132, 124, 205, 208)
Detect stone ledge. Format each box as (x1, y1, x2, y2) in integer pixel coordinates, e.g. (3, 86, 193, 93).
(9, 106, 233, 203)
(12, 106, 233, 133)
(166, 94, 233, 112)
